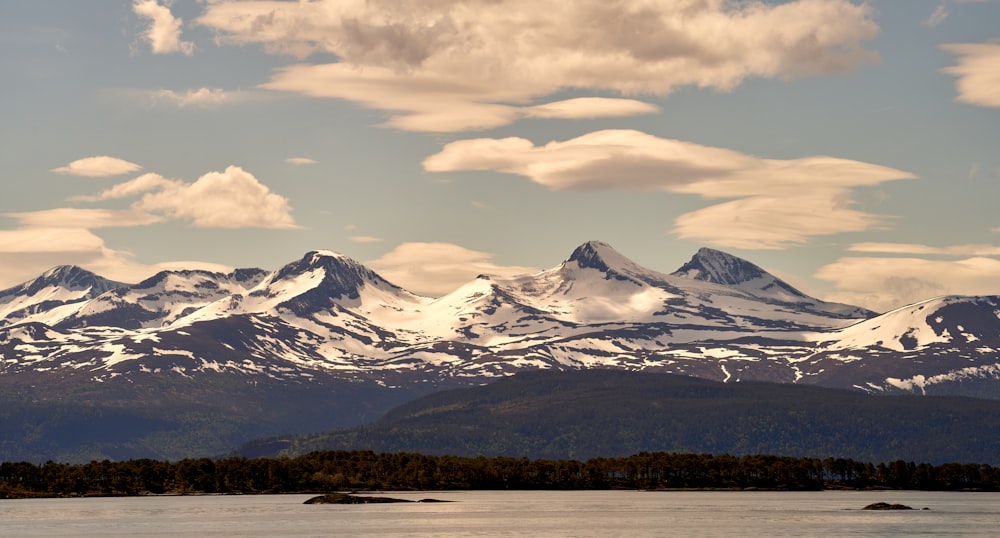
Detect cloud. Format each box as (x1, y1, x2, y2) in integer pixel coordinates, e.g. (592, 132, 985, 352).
(848, 242, 1000, 256)
(152, 87, 237, 107)
(424, 129, 915, 249)
(368, 242, 538, 296)
(5, 208, 164, 229)
(523, 98, 659, 120)
(286, 157, 318, 165)
(79, 167, 299, 229)
(924, 4, 950, 27)
(133, 0, 194, 55)
(0, 226, 238, 289)
(942, 41, 1000, 108)
(815, 256, 1000, 313)
(200, 0, 879, 132)
(348, 235, 383, 243)
(0, 228, 145, 288)
(672, 193, 892, 250)
(51, 156, 143, 177)
(0, 227, 108, 255)
(70, 172, 174, 202)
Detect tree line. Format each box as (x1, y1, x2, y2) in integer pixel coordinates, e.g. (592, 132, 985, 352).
(2, 451, 998, 498)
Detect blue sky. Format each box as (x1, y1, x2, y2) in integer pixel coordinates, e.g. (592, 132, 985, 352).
(1, 0, 998, 312)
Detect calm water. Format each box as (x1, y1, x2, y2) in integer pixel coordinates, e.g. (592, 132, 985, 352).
(1, 490, 998, 537)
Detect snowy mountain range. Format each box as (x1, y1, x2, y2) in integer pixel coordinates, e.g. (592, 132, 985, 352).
(3, 240, 1000, 399)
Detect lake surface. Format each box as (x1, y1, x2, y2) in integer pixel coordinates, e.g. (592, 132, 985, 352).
(2, 490, 998, 537)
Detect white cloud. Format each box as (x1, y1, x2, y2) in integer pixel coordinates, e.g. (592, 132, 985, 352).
(79, 167, 299, 229)
(0, 228, 145, 288)
(152, 87, 236, 107)
(348, 235, 383, 243)
(368, 242, 538, 296)
(52, 156, 142, 177)
(942, 41, 1000, 108)
(523, 98, 659, 120)
(424, 129, 915, 249)
(70, 172, 174, 202)
(5, 208, 164, 229)
(200, 0, 879, 132)
(140, 166, 299, 229)
(673, 192, 892, 250)
(0, 227, 107, 255)
(133, 0, 194, 55)
(815, 256, 1000, 313)
(286, 157, 318, 165)
(0, 226, 239, 289)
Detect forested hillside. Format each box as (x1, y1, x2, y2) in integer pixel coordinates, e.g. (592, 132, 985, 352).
(271, 370, 1000, 464)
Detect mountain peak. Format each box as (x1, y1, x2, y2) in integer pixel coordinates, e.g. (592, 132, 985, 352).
(6, 265, 124, 298)
(39, 265, 103, 286)
(566, 241, 634, 273)
(270, 250, 407, 306)
(671, 247, 769, 286)
(670, 247, 874, 318)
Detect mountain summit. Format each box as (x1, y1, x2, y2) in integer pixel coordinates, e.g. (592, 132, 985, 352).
(566, 240, 637, 273)
(672, 247, 873, 318)
(673, 247, 769, 286)
(0, 265, 125, 325)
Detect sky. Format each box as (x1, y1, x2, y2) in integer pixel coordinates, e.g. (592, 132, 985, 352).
(1, 0, 999, 313)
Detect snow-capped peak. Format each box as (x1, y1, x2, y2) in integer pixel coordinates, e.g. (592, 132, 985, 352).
(0, 265, 124, 304)
(269, 250, 404, 301)
(0, 265, 127, 325)
(672, 248, 772, 286)
(561, 240, 666, 286)
(671, 248, 873, 319)
(23, 265, 124, 296)
(672, 247, 811, 299)
(566, 241, 633, 272)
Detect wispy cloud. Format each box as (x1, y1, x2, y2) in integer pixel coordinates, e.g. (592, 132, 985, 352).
(0, 227, 143, 287)
(424, 129, 915, 249)
(348, 235, 383, 243)
(152, 87, 237, 107)
(368, 242, 538, 296)
(200, 0, 879, 132)
(133, 0, 193, 56)
(286, 157, 318, 165)
(924, 4, 950, 27)
(52, 156, 142, 177)
(5, 208, 164, 229)
(848, 242, 1000, 256)
(816, 255, 1000, 313)
(942, 41, 1000, 108)
(0, 226, 236, 289)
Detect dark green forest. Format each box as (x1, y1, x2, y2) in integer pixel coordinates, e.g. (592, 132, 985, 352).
(2, 450, 999, 499)
(272, 370, 1000, 464)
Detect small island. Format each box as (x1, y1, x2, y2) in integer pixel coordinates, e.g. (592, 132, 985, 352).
(304, 493, 451, 504)
(862, 502, 914, 511)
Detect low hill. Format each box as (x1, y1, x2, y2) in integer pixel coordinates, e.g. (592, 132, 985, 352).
(272, 370, 1000, 464)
